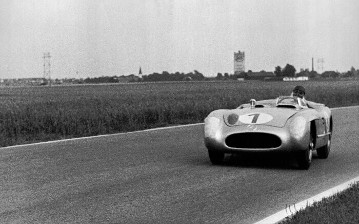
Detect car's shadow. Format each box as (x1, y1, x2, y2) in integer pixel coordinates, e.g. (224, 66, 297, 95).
(217, 152, 319, 170)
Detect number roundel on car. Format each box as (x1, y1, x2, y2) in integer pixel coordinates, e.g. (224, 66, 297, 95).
(238, 113, 273, 124)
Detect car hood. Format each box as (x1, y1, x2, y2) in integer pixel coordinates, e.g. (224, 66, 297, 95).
(223, 107, 299, 128)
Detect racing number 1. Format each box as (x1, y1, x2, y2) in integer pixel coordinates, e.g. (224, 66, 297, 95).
(248, 113, 260, 123)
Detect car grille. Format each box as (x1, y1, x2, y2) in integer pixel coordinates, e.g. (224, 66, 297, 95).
(225, 133, 281, 149)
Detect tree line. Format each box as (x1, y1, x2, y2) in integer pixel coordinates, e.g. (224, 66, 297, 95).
(81, 65, 358, 83)
(141, 70, 205, 82)
(273, 64, 358, 79)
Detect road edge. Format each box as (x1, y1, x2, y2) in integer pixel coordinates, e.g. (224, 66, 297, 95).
(253, 176, 359, 224)
(1, 123, 203, 150)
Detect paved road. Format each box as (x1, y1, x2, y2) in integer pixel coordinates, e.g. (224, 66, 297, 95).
(1, 107, 359, 224)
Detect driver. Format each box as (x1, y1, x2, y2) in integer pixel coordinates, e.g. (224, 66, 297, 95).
(290, 85, 309, 107)
(291, 85, 306, 99)
(291, 85, 317, 108)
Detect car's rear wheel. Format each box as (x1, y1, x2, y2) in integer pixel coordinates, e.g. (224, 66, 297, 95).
(317, 134, 331, 159)
(317, 118, 332, 159)
(208, 150, 225, 165)
(297, 133, 314, 170)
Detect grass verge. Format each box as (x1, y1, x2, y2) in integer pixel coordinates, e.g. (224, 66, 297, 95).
(280, 182, 359, 224)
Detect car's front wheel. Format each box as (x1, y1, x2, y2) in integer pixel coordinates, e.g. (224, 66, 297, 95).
(297, 133, 314, 170)
(208, 150, 225, 165)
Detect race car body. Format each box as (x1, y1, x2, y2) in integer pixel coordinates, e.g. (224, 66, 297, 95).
(204, 96, 333, 169)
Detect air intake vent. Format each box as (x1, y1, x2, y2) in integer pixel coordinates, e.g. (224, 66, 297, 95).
(225, 133, 281, 149)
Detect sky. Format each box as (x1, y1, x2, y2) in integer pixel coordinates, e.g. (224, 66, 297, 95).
(0, 0, 358, 79)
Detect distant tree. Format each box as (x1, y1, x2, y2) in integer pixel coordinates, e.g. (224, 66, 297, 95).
(224, 73, 229, 79)
(145, 72, 161, 81)
(141, 75, 148, 81)
(233, 72, 246, 79)
(282, 64, 296, 77)
(321, 71, 339, 78)
(216, 73, 223, 80)
(140, 70, 205, 82)
(342, 71, 353, 78)
(84, 76, 119, 83)
(242, 72, 248, 79)
(192, 70, 205, 80)
(297, 68, 310, 77)
(309, 71, 318, 79)
(350, 67, 356, 77)
(162, 71, 170, 77)
(332, 71, 339, 78)
(274, 66, 282, 77)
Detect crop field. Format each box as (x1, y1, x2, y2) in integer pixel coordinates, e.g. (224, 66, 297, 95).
(0, 79, 358, 147)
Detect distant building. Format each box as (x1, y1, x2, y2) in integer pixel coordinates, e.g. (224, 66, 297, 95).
(283, 76, 309, 81)
(234, 51, 245, 74)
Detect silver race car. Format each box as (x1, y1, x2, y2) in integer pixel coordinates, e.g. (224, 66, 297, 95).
(204, 96, 333, 169)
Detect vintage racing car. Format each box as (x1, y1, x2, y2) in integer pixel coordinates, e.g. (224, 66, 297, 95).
(204, 96, 333, 169)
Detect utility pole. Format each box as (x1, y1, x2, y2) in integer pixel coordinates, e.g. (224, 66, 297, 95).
(317, 58, 324, 74)
(312, 57, 314, 72)
(43, 52, 51, 86)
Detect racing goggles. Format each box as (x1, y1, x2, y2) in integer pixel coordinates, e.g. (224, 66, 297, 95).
(293, 89, 305, 95)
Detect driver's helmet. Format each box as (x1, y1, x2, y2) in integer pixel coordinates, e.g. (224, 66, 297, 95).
(292, 86, 305, 99)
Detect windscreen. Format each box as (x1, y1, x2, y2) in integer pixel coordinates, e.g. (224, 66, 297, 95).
(277, 98, 298, 105)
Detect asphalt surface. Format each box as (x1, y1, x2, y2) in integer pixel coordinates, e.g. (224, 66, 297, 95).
(1, 107, 359, 224)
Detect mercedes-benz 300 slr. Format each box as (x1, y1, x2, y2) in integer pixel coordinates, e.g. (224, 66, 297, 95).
(204, 96, 333, 169)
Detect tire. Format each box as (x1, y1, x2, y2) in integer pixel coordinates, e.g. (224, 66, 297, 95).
(297, 132, 314, 170)
(208, 150, 225, 165)
(317, 133, 331, 159)
(317, 118, 332, 159)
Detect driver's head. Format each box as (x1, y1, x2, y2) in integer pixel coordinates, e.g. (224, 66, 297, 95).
(292, 85, 305, 99)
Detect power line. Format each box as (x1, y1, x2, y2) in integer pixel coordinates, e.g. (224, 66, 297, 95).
(317, 58, 324, 73)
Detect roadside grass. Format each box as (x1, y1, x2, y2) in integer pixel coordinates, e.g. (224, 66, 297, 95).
(280, 182, 359, 224)
(0, 79, 358, 147)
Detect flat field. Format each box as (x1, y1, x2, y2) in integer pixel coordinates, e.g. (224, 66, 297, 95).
(0, 80, 358, 147)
